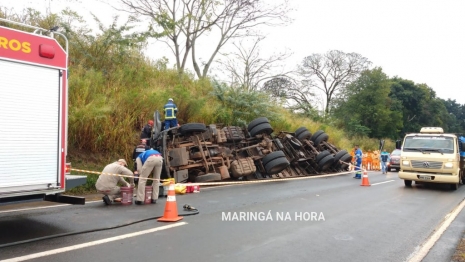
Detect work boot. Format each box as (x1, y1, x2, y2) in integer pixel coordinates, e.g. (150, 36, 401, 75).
(135, 201, 144, 205)
(102, 195, 112, 205)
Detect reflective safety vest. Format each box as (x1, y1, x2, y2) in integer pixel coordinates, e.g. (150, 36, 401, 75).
(164, 101, 178, 119)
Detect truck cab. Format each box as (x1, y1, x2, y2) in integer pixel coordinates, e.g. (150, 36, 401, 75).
(398, 127, 465, 190)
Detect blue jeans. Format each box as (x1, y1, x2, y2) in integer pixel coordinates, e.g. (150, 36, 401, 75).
(164, 119, 178, 130)
(381, 161, 387, 173)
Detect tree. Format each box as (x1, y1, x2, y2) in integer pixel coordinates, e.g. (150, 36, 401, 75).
(333, 67, 402, 139)
(216, 36, 291, 91)
(299, 50, 371, 116)
(441, 99, 465, 133)
(116, 0, 291, 78)
(388, 78, 452, 137)
(262, 76, 320, 118)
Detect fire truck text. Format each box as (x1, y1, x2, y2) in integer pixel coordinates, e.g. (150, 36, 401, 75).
(0, 36, 31, 53)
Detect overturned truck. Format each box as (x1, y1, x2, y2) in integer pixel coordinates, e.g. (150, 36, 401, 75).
(150, 113, 353, 183)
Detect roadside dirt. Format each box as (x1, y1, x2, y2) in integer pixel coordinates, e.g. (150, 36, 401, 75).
(452, 236, 465, 262)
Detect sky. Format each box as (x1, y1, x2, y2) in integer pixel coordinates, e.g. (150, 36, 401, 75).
(4, 0, 465, 104)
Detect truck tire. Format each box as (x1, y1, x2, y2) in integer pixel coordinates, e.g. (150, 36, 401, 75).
(179, 123, 207, 136)
(318, 154, 335, 171)
(316, 150, 331, 163)
(264, 157, 290, 175)
(404, 180, 412, 187)
(310, 130, 325, 143)
(314, 133, 329, 146)
(247, 117, 270, 132)
(250, 122, 273, 137)
(297, 130, 312, 141)
(295, 127, 308, 137)
(333, 150, 348, 167)
(194, 173, 222, 182)
(262, 151, 286, 166)
(339, 153, 353, 168)
(450, 183, 459, 190)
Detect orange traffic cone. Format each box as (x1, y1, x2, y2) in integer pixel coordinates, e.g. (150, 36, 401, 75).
(158, 181, 183, 222)
(361, 170, 371, 186)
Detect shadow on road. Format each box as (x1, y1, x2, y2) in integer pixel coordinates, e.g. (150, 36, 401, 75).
(0, 217, 67, 245)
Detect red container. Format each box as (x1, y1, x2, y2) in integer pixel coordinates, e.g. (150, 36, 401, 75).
(186, 182, 193, 193)
(120, 186, 133, 205)
(144, 186, 153, 204)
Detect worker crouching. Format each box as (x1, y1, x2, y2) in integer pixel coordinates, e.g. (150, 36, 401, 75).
(96, 159, 135, 205)
(134, 149, 163, 205)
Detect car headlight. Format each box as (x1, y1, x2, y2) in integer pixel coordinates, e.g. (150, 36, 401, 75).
(444, 162, 453, 168)
(402, 160, 409, 166)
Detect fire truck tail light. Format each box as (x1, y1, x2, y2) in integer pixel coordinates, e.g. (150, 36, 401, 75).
(39, 44, 55, 59)
(65, 163, 71, 174)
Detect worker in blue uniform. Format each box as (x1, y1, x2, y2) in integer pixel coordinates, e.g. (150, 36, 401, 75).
(164, 98, 178, 130)
(353, 145, 363, 179)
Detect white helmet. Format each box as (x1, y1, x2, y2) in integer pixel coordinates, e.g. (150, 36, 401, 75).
(168, 98, 173, 101)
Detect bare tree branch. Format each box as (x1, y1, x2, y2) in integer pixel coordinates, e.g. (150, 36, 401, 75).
(115, 0, 292, 78)
(299, 50, 372, 117)
(215, 36, 292, 91)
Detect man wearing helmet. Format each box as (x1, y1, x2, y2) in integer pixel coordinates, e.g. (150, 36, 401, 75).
(163, 98, 178, 130)
(140, 120, 154, 139)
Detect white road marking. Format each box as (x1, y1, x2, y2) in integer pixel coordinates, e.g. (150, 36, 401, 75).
(0, 222, 187, 262)
(406, 197, 465, 262)
(371, 180, 395, 186)
(0, 200, 102, 214)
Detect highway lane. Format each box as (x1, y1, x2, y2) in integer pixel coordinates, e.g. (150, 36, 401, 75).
(1, 172, 464, 262)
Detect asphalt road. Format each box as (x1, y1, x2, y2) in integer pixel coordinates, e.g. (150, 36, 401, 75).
(1, 171, 465, 262)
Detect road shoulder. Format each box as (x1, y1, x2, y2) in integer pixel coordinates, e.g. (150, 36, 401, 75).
(423, 199, 465, 262)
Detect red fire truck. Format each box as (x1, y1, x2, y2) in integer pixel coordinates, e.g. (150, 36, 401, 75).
(0, 19, 86, 205)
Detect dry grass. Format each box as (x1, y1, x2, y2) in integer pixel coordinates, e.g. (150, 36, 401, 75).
(452, 236, 465, 262)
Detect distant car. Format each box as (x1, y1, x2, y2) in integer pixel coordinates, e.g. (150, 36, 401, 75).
(387, 149, 401, 172)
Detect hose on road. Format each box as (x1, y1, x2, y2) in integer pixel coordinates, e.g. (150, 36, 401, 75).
(0, 205, 199, 249)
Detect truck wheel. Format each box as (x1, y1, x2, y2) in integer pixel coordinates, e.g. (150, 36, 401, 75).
(310, 130, 325, 143)
(247, 117, 269, 132)
(265, 157, 290, 175)
(339, 153, 353, 169)
(404, 180, 412, 187)
(316, 150, 331, 163)
(179, 123, 207, 135)
(450, 183, 459, 190)
(297, 130, 312, 141)
(262, 151, 286, 166)
(194, 173, 222, 182)
(250, 122, 273, 137)
(314, 133, 329, 146)
(318, 154, 335, 171)
(333, 150, 348, 167)
(295, 127, 308, 137)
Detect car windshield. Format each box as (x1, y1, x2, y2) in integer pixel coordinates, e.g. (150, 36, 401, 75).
(402, 136, 455, 154)
(391, 149, 401, 156)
